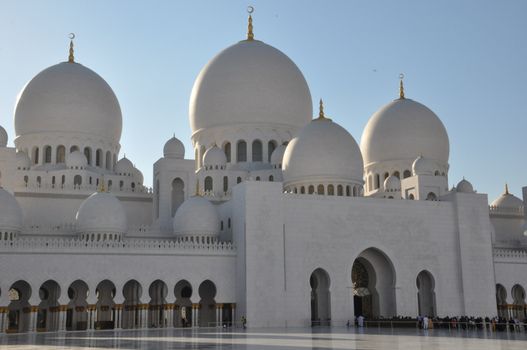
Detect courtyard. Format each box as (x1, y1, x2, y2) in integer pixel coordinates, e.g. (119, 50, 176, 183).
(0, 327, 525, 349)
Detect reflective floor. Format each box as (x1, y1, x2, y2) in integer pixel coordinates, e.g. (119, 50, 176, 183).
(0, 327, 526, 349)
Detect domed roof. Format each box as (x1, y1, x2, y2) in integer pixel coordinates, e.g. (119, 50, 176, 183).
(66, 150, 87, 169)
(412, 156, 438, 176)
(115, 157, 134, 175)
(189, 39, 312, 133)
(76, 191, 127, 234)
(361, 98, 449, 167)
(491, 185, 523, 208)
(384, 175, 401, 192)
(173, 196, 219, 236)
(0, 126, 7, 147)
(270, 144, 286, 166)
(282, 105, 364, 185)
(203, 145, 227, 167)
(456, 178, 474, 193)
(15, 151, 31, 169)
(132, 166, 143, 184)
(0, 188, 23, 232)
(14, 62, 122, 144)
(163, 136, 185, 159)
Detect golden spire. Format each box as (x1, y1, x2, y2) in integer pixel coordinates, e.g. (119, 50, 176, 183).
(505, 183, 509, 195)
(316, 99, 332, 121)
(399, 73, 405, 99)
(247, 6, 254, 40)
(68, 33, 75, 63)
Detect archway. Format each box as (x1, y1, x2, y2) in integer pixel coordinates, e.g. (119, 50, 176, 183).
(352, 248, 396, 319)
(511, 284, 526, 319)
(496, 284, 507, 318)
(171, 178, 184, 216)
(416, 270, 436, 317)
(198, 280, 216, 327)
(7, 280, 31, 332)
(122, 280, 142, 329)
(174, 280, 192, 327)
(95, 280, 116, 329)
(37, 280, 60, 331)
(148, 280, 167, 328)
(66, 280, 89, 331)
(310, 268, 331, 326)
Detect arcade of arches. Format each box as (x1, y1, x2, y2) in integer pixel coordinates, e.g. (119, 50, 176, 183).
(496, 283, 527, 319)
(2, 279, 234, 333)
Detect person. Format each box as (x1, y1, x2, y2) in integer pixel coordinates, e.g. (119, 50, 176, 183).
(241, 316, 247, 329)
(346, 320, 350, 328)
(357, 315, 364, 327)
(423, 315, 429, 330)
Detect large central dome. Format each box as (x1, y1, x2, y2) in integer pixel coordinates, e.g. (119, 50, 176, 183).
(14, 62, 122, 144)
(189, 40, 312, 133)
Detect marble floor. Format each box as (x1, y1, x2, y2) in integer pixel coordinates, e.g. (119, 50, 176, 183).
(0, 327, 525, 349)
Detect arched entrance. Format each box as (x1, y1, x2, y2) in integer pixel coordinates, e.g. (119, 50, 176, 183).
(7, 281, 31, 333)
(122, 280, 142, 329)
(310, 268, 331, 326)
(198, 280, 216, 327)
(512, 284, 526, 319)
(66, 280, 89, 331)
(148, 280, 168, 328)
(171, 178, 184, 216)
(496, 284, 507, 318)
(416, 270, 436, 317)
(37, 280, 60, 331)
(174, 280, 192, 327)
(352, 248, 396, 318)
(95, 280, 116, 329)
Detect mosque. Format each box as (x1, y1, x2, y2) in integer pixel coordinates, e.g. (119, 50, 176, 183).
(0, 11, 525, 333)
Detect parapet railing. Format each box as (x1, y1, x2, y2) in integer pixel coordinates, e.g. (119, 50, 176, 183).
(489, 205, 524, 217)
(18, 183, 153, 195)
(493, 247, 527, 262)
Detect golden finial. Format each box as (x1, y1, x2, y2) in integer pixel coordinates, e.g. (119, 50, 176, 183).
(505, 183, 509, 195)
(399, 73, 405, 99)
(316, 99, 332, 121)
(68, 33, 75, 63)
(247, 6, 254, 41)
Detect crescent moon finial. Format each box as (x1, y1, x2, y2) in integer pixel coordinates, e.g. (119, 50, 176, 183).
(399, 73, 405, 99)
(68, 33, 75, 63)
(68, 33, 75, 40)
(246, 6, 254, 40)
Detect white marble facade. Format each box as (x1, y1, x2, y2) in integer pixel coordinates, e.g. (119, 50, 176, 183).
(0, 13, 525, 333)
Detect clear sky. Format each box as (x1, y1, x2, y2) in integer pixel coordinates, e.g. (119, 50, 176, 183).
(1, 0, 526, 202)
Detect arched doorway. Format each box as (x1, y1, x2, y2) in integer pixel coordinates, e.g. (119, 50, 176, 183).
(310, 268, 331, 326)
(174, 280, 192, 327)
(122, 280, 142, 329)
(496, 284, 507, 318)
(37, 280, 60, 331)
(352, 248, 396, 319)
(171, 178, 184, 216)
(148, 280, 167, 328)
(416, 270, 436, 317)
(66, 280, 89, 331)
(7, 280, 31, 333)
(511, 284, 526, 319)
(198, 280, 216, 327)
(95, 280, 116, 329)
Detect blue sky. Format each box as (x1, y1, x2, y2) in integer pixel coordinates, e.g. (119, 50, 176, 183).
(1, 0, 526, 202)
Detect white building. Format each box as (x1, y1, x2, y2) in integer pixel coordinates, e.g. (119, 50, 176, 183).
(0, 13, 525, 333)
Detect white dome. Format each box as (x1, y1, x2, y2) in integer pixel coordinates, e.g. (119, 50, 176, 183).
(412, 156, 438, 176)
(270, 144, 286, 166)
(384, 175, 401, 192)
(173, 196, 219, 236)
(361, 98, 449, 167)
(282, 116, 364, 186)
(14, 62, 122, 144)
(15, 151, 31, 170)
(76, 191, 127, 235)
(132, 166, 143, 185)
(115, 157, 134, 175)
(163, 136, 185, 159)
(491, 187, 523, 208)
(456, 179, 474, 193)
(203, 145, 227, 168)
(0, 126, 7, 147)
(0, 188, 23, 233)
(189, 40, 312, 133)
(66, 150, 87, 169)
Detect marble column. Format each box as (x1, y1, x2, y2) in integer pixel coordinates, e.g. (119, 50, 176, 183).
(0, 307, 7, 332)
(192, 304, 200, 328)
(87, 305, 96, 330)
(28, 306, 38, 332)
(141, 304, 148, 328)
(166, 304, 173, 328)
(216, 304, 222, 327)
(232, 304, 236, 327)
(58, 305, 67, 331)
(114, 305, 123, 329)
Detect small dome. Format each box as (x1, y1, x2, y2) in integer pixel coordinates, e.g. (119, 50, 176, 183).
(0, 126, 7, 147)
(76, 191, 127, 235)
(491, 186, 523, 208)
(132, 166, 143, 185)
(15, 151, 31, 170)
(0, 188, 23, 233)
(173, 196, 219, 236)
(412, 156, 438, 176)
(456, 179, 474, 193)
(163, 136, 185, 159)
(203, 145, 227, 168)
(282, 115, 363, 186)
(270, 144, 286, 166)
(384, 175, 401, 192)
(66, 150, 87, 169)
(189, 40, 312, 133)
(361, 98, 449, 167)
(115, 157, 134, 175)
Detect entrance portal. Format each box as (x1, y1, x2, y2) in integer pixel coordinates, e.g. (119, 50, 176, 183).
(310, 268, 331, 326)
